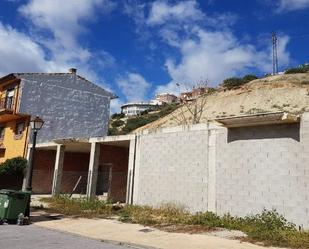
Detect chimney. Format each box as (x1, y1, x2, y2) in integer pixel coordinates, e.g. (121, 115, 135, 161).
(68, 68, 77, 74)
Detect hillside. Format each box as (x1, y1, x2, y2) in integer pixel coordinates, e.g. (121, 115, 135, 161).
(134, 73, 309, 133)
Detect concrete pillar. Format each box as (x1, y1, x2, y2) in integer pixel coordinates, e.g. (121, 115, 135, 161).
(207, 128, 217, 212)
(86, 142, 100, 198)
(51, 145, 65, 196)
(126, 138, 136, 204)
(22, 147, 32, 191)
(132, 136, 141, 204)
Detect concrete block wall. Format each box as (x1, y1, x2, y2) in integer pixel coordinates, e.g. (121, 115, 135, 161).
(132, 114, 309, 227)
(134, 126, 209, 212)
(216, 114, 309, 227)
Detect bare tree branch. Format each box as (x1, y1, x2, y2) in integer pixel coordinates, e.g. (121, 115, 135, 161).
(176, 80, 209, 125)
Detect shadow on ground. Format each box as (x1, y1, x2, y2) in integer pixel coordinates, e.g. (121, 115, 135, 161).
(30, 209, 64, 223)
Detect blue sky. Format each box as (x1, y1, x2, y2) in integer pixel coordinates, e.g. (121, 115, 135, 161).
(0, 0, 309, 113)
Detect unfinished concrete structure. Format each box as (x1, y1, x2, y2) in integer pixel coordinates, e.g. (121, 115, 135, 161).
(32, 111, 309, 228)
(31, 135, 132, 202)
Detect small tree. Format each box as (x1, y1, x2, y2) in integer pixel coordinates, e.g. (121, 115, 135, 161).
(0, 157, 28, 176)
(172, 80, 208, 125)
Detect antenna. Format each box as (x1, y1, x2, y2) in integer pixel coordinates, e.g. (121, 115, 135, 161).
(272, 32, 278, 75)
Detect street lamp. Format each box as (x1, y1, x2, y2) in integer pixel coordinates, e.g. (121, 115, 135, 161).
(24, 116, 44, 218)
(24, 116, 44, 192)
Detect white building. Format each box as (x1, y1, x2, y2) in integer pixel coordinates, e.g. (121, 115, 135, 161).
(121, 102, 155, 116)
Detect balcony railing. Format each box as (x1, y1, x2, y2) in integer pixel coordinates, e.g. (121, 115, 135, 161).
(0, 96, 14, 111)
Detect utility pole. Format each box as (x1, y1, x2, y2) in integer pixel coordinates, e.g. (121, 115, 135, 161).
(272, 32, 278, 75)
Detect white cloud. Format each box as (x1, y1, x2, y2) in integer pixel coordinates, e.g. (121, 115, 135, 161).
(276, 0, 309, 12)
(0, 22, 56, 76)
(19, 0, 114, 45)
(19, 0, 115, 66)
(126, 0, 291, 94)
(116, 73, 151, 102)
(0, 0, 116, 95)
(156, 30, 290, 94)
(147, 0, 204, 25)
(110, 98, 124, 114)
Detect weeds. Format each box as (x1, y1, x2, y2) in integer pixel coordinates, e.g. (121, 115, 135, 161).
(42, 195, 114, 218)
(42, 196, 309, 248)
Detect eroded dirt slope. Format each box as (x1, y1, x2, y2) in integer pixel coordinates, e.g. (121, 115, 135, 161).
(134, 73, 309, 132)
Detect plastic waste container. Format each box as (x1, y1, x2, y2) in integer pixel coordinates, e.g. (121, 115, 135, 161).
(0, 189, 31, 224)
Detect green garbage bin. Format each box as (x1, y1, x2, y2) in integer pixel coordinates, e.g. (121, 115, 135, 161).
(0, 189, 31, 223)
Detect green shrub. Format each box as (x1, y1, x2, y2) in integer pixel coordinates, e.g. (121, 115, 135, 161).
(111, 113, 125, 119)
(207, 87, 217, 94)
(222, 77, 244, 89)
(222, 75, 258, 89)
(190, 212, 222, 227)
(108, 127, 117, 136)
(111, 119, 125, 128)
(42, 195, 113, 218)
(242, 74, 258, 83)
(285, 64, 309, 74)
(0, 157, 28, 176)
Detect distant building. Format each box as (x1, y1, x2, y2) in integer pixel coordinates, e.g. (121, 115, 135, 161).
(179, 91, 193, 102)
(180, 87, 208, 102)
(151, 93, 178, 105)
(121, 102, 156, 116)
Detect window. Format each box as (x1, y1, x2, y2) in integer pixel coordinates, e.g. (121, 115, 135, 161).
(15, 122, 24, 136)
(5, 89, 15, 110)
(0, 127, 5, 140)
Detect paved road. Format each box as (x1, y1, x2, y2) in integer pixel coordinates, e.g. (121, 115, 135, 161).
(0, 224, 132, 249)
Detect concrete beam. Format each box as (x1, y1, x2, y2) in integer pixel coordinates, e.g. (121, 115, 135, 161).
(51, 145, 66, 196)
(89, 134, 135, 143)
(86, 142, 101, 198)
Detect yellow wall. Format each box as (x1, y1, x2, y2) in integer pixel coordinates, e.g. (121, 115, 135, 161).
(0, 79, 30, 163)
(0, 119, 29, 163)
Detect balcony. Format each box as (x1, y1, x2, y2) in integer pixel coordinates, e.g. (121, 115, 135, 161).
(0, 96, 24, 123)
(0, 96, 14, 113)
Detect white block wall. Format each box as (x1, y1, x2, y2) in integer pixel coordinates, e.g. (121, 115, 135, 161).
(216, 114, 309, 227)
(131, 114, 309, 227)
(134, 126, 209, 212)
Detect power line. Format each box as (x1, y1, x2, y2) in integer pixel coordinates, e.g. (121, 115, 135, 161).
(272, 32, 278, 75)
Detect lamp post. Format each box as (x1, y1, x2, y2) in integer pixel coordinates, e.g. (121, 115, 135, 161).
(24, 116, 44, 217)
(24, 116, 44, 191)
